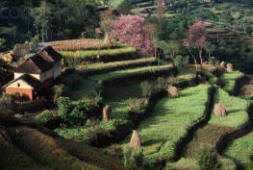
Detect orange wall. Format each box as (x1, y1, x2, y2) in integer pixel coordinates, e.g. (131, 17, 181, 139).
(6, 88, 34, 100)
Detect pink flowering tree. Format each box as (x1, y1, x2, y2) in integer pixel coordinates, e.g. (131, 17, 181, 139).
(110, 15, 155, 56)
(186, 21, 207, 66)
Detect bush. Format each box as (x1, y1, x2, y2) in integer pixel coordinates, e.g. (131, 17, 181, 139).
(35, 110, 55, 125)
(57, 97, 102, 126)
(197, 144, 221, 170)
(123, 146, 153, 170)
(125, 98, 147, 114)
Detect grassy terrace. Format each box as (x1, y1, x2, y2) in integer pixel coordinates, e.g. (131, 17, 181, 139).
(222, 71, 244, 93)
(80, 57, 157, 76)
(210, 88, 249, 128)
(8, 127, 105, 170)
(132, 85, 209, 161)
(0, 134, 49, 170)
(89, 64, 174, 83)
(224, 132, 253, 169)
(181, 88, 249, 169)
(60, 46, 136, 59)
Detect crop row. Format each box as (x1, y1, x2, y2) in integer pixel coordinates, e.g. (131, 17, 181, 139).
(80, 57, 157, 76)
(44, 39, 115, 51)
(89, 64, 175, 85)
(60, 46, 136, 59)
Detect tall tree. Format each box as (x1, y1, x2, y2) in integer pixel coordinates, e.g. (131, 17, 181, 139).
(186, 21, 207, 66)
(110, 15, 154, 56)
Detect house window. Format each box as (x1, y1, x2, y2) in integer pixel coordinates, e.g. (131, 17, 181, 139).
(17, 83, 20, 87)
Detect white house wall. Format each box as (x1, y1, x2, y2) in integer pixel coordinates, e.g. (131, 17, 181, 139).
(7, 79, 33, 89)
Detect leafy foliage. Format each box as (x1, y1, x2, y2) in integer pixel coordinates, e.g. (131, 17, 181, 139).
(110, 15, 154, 55)
(57, 97, 101, 126)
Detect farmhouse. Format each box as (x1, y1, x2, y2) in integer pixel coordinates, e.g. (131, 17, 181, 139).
(4, 46, 62, 100)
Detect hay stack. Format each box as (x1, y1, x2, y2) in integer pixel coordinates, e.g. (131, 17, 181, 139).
(226, 63, 233, 72)
(102, 105, 111, 121)
(167, 86, 178, 98)
(220, 61, 225, 69)
(214, 103, 227, 117)
(2, 51, 14, 63)
(129, 130, 141, 148)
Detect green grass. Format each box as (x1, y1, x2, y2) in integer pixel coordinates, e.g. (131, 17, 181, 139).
(70, 79, 101, 100)
(60, 46, 136, 59)
(109, 0, 124, 8)
(209, 88, 249, 128)
(222, 71, 244, 92)
(224, 131, 253, 169)
(166, 158, 199, 170)
(129, 85, 209, 161)
(176, 68, 197, 82)
(89, 64, 173, 83)
(80, 57, 156, 75)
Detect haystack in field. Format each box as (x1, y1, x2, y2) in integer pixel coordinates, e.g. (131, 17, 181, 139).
(214, 103, 227, 117)
(226, 63, 233, 72)
(220, 61, 225, 69)
(102, 105, 111, 121)
(129, 130, 141, 148)
(167, 86, 178, 98)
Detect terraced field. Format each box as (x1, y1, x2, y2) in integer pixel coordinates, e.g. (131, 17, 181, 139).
(3, 37, 253, 170)
(135, 85, 210, 161)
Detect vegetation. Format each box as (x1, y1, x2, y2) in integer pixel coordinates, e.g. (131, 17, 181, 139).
(210, 88, 249, 127)
(2, 0, 253, 169)
(80, 57, 157, 75)
(221, 71, 244, 93)
(89, 64, 174, 83)
(131, 85, 209, 160)
(44, 39, 115, 51)
(60, 46, 136, 59)
(224, 131, 253, 169)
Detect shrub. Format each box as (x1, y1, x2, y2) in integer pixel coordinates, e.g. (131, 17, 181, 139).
(197, 144, 221, 170)
(35, 110, 55, 125)
(57, 97, 102, 126)
(57, 97, 73, 121)
(125, 98, 147, 114)
(123, 146, 152, 170)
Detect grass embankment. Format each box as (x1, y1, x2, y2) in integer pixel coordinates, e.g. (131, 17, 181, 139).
(130, 85, 209, 161)
(224, 131, 253, 170)
(0, 134, 49, 170)
(80, 57, 157, 76)
(89, 64, 174, 84)
(180, 88, 249, 170)
(222, 71, 244, 93)
(8, 126, 126, 170)
(60, 46, 136, 59)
